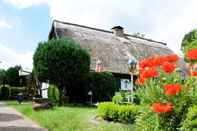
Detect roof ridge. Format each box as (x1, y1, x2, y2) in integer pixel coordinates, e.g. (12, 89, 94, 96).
(53, 19, 167, 45)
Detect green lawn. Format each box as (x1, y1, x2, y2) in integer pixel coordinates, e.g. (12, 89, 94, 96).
(6, 101, 134, 131)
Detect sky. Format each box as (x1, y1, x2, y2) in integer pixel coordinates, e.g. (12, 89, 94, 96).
(0, 0, 197, 70)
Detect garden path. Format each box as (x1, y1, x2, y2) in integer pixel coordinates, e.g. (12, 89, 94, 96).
(0, 102, 47, 131)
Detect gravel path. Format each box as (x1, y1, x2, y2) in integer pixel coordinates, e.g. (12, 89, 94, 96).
(0, 102, 47, 131)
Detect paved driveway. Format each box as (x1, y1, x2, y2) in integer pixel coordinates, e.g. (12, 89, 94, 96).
(0, 102, 47, 131)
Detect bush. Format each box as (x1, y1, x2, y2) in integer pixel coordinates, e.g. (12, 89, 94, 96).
(48, 85, 60, 104)
(33, 38, 90, 105)
(180, 105, 197, 131)
(0, 86, 10, 100)
(112, 94, 123, 104)
(87, 72, 118, 102)
(98, 102, 139, 123)
(9, 87, 25, 99)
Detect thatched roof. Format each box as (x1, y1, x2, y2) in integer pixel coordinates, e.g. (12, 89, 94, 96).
(49, 20, 187, 75)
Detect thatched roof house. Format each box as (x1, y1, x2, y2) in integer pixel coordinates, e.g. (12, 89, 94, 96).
(49, 20, 186, 90)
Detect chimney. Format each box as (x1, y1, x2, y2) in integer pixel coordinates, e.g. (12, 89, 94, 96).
(111, 26, 124, 37)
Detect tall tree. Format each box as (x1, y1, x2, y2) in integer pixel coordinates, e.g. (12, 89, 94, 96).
(6, 66, 20, 86)
(33, 38, 90, 105)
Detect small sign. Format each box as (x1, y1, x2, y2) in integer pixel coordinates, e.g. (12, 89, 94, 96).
(121, 79, 131, 90)
(88, 91, 92, 96)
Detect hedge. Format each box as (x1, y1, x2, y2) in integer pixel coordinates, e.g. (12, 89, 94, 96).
(87, 72, 118, 102)
(98, 102, 140, 123)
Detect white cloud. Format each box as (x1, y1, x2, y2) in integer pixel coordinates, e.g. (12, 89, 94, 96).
(0, 20, 12, 29)
(148, 0, 197, 54)
(0, 43, 33, 70)
(3, 0, 51, 9)
(50, 0, 142, 29)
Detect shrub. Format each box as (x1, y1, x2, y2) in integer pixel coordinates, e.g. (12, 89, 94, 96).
(48, 85, 60, 104)
(98, 102, 139, 123)
(180, 105, 197, 131)
(112, 94, 123, 104)
(10, 87, 25, 99)
(133, 54, 197, 130)
(33, 38, 90, 105)
(0, 86, 10, 100)
(87, 72, 118, 102)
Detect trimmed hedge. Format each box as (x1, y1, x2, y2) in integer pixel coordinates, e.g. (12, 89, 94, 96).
(181, 105, 197, 131)
(98, 102, 139, 123)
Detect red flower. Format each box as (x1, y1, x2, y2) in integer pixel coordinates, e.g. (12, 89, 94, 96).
(139, 59, 150, 69)
(136, 77, 146, 85)
(190, 71, 197, 76)
(161, 62, 176, 73)
(152, 102, 173, 113)
(163, 84, 181, 95)
(141, 67, 158, 78)
(165, 54, 179, 63)
(187, 49, 197, 60)
(140, 56, 164, 69)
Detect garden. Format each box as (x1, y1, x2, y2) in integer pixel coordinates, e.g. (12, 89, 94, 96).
(1, 30, 197, 131)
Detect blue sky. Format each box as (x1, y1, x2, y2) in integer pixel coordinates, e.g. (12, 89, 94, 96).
(0, 0, 197, 69)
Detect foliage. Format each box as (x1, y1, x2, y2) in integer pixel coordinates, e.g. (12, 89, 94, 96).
(33, 38, 90, 104)
(87, 72, 118, 102)
(7, 101, 134, 131)
(6, 66, 20, 87)
(0, 85, 10, 100)
(134, 54, 197, 130)
(135, 107, 159, 131)
(181, 29, 197, 60)
(48, 85, 60, 104)
(98, 102, 140, 123)
(9, 87, 25, 98)
(112, 94, 123, 104)
(0, 69, 7, 85)
(180, 105, 197, 131)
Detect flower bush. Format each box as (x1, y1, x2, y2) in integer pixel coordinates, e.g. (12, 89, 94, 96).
(135, 53, 197, 131)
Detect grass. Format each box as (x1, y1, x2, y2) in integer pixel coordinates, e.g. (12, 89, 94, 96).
(6, 101, 134, 131)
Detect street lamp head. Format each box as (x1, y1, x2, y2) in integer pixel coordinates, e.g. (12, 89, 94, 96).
(128, 58, 138, 73)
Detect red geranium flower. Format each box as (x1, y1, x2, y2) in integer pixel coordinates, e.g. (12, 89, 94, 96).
(161, 62, 176, 73)
(139, 59, 149, 69)
(187, 49, 197, 60)
(165, 54, 179, 63)
(141, 67, 158, 78)
(152, 102, 173, 113)
(163, 84, 181, 95)
(190, 71, 197, 76)
(136, 77, 146, 85)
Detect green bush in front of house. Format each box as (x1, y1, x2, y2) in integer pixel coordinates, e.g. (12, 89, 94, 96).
(48, 85, 60, 104)
(87, 72, 118, 102)
(9, 87, 25, 99)
(0, 85, 10, 100)
(98, 102, 140, 123)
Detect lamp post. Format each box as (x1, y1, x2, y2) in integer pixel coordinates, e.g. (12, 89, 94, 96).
(88, 90, 93, 105)
(127, 58, 138, 103)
